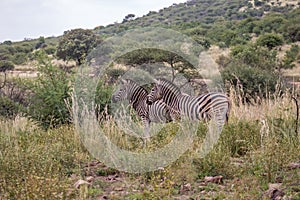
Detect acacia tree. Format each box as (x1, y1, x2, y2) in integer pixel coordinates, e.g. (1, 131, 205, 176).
(56, 28, 101, 65)
(122, 14, 135, 23)
(116, 48, 199, 82)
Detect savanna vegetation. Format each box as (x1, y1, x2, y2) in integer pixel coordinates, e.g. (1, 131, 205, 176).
(1, 0, 300, 199)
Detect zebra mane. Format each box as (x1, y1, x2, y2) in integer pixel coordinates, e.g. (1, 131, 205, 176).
(156, 78, 182, 96)
(124, 79, 148, 92)
(123, 79, 149, 105)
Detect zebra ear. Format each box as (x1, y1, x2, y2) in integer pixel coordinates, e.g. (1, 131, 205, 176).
(120, 79, 127, 84)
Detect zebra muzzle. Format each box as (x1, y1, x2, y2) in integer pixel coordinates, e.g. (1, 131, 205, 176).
(111, 95, 117, 103)
(146, 99, 153, 105)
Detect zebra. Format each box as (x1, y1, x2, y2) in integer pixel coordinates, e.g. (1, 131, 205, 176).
(111, 79, 172, 139)
(146, 78, 231, 131)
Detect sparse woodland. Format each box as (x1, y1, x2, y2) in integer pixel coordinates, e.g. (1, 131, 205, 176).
(0, 0, 300, 199)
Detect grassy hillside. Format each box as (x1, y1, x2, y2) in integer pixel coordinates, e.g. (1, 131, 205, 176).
(95, 0, 299, 35)
(1, 0, 300, 199)
(1, 0, 299, 72)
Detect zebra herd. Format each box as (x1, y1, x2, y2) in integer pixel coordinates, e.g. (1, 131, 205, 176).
(112, 79, 173, 138)
(112, 78, 231, 138)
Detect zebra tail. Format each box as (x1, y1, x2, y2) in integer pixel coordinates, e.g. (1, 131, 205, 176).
(225, 97, 232, 124)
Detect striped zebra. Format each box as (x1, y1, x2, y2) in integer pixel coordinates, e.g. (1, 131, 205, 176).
(112, 79, 172, 139)
(146, 78, 231, 130)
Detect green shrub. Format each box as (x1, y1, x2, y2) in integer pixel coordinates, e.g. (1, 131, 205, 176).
(12, 52, 27, 65)
(281, 44, 299, 69)
(0, 60, 14, 72)
(192, 35, 211, 49)
(0, 45, 13, 61)
(230, 44, 277, 71)
(220, 120, 261, 156)
(256, 33, 284, 49)
(0, 96, 21, 118)
(14, 43, 34, 54)
(221, 63, 280, 99)
(3, 40, 12, 45)
(0, 125, 86, 199)
(0, 78, 28, 117)
(25, 51, 72, 129)
(95, 81, 113, 117)
(44, 46, 56, 55)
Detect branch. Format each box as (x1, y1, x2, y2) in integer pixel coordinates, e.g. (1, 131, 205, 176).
(170, 60, 176, 83)
(292, 96, 299, 135)
(0, 72, 7, 90)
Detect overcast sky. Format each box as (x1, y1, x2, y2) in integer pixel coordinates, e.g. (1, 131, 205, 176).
(0, 0, 186, 42)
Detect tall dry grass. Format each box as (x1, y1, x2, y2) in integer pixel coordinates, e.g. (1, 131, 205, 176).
(0, 116, 89, 199)
(0, 87, 300, 199)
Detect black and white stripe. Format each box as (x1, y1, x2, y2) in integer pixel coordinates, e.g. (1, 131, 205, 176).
(146, 78, 231, 129)
(112, 79, 172, 138)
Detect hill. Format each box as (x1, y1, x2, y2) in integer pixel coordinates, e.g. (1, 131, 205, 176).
(1, 1, 300, 199)
(0, 0, 300, 74)
(95, 0, 299, 35)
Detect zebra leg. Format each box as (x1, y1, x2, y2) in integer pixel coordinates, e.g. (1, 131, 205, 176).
(209, 108, 227, 133)
(142, 118, 151, 147)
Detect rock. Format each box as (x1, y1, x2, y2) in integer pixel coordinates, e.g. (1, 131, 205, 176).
(288, 162, 300, 170)
(74, 179, 91, 189)
(264, 183, 285, 200)
(180, 183, 192, 193)
(86, 176, 94, 182)
(114, 187, 124, 191)
(204, 175, 223, 184)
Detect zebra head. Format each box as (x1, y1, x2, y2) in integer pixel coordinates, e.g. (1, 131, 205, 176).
(146, 79, 163, 105)
(112, 79, 131, 103)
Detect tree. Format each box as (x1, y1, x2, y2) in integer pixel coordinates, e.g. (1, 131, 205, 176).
(230, 44, 277, 70)
(256, 33, 284, 49)
(116, 48, 199, 81)
(35, 36, 46, 49)
(280, 44, 300, 69)
(3, 40, 12, 45)
(192, 35, 211, 49)
(0, 60, 14, 72)
(0, 61, 14, 89)
(12, 52, 27, 65)
(122, 14, 135, 23)
(221, 43, 282, 99)
(282, 23, 300, 42)
(221, 62, 280, 100)
(56, 28, 101, 65)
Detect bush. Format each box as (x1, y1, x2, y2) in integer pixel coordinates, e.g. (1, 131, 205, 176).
(0, 96, 21, 118)
(2, 40, 12, 45)
(0, 125, 86, 199)
(95, 80, 113, 117)
(221, 63, 280, 99)
(192, 35, 211, 49)
(0, 77, 28, 119)
(0, 60, 14, 72)
(282, 23, 300, 42)
(256, 33, 284, 49)
(230, 44, 277, 71)
(281, 44, 300, 69)
(44, 46, 56, 55)
(26, 51, 72, 129)
(12, 52, 27, 65)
